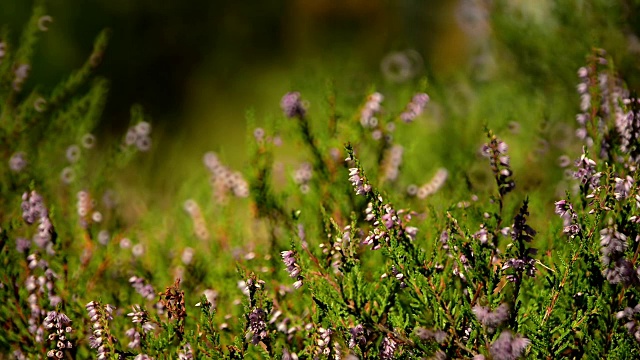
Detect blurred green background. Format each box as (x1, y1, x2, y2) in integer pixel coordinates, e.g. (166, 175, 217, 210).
(3, 0, 640, 208)
(0, 0, 474, 159)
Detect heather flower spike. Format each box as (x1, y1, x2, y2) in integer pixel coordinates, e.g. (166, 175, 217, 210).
(43, 311, 73, 359)
(86, 301, 116, 359)
(481, 130, 515, 197)
(489, 331, 530, 360)
(400, 92, 429, 123)
(473, 303, 509, 333)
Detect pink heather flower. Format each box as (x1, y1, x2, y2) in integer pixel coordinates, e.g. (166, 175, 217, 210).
(361, 92, 383, 128)
(489, 331, 530, 360)
(380, 336, 397, 360)
(13, 64, 30, 91)
(348, 168, 371, 195)
(281, 250, 303, 288)
(37, 16, 53, 31)
(248, 308, 267, 345)
(400, 93, 429, 123)
(129, 276, 156, 301)
(134, 121, 152, 136)
(43, 311, 73, 359)
(9, 152, 27, 172)
(82, 134, 96, 149)
(66, 145, 81, 163)
(281, 92, 305, 118)
(472, 303, 509, 332)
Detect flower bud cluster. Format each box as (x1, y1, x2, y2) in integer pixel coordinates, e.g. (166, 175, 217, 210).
(77, 190, 102, 228)
(415, 327, 447, 343)
(268, 309, 299, 341)
(400, 93, 429, 123)
(126, 305, 155, 349)
(482, 331, 530, 360)
(253, 127, 282, 147)
(473, 225, 491, 245)
(183, 199, 209, 240)
(348, 324, 369, 349)
(388, 265, 407, 288)
(323, 225, 353, 274)
(25, 253, 61, 344)
(614, 176, 634, 200)
(348, 167, 372, 196)
(315, 327, 332, 357)
(129, 276, 156, 301)
(178, 343, 194, 359)
(22, 190, 47, 225)
(203, 151, 249, 201)
(44, 311, 73, 359)
(360, 92, 383, 128)
(616, 304, 640, 343)
(124, 121, 152, 152)
(380, 335, 397, 360)
(413, 168, 448, 199)
(472, 303, 509, 333)
(381, 145, 403, 182)
(363, 199, 418, 249)
(554, 199, 580, 238)
(293, 162, 313, 194)
(573, 151, 601, 190)
(616, 97, 640, 160)
(577, 50, 629, 153)
(13, 63, 30, 91)
(600, 226, 636, 285)
(22, 191, 56, 254)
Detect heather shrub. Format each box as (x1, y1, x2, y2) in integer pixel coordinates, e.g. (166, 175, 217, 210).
(2, 1, 640, 359)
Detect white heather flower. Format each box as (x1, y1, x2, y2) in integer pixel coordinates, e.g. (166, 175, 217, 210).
(183, 199, 198, 215)
(380, 50, 422, 83)
(120, 238, 132, 249)
(9, 152, 27, 172)
(181, 247, 194, 264)
(136, 136, 152, 152)
(82, 134, 96, 149)
(203, 289, 218, 307)
(400, 93, 429, 123)
(253, 127, 265, 142)
(34, 97, 47, 112)
(125, 128, 137, 145)
(98, 230, 110, 246)
(132, 244, 145, 257)
(92, 212, 103, 223)
(66, 145, 81, 163)
(38, 16, 53, 31)
(13, 64, 30, 91)
(135, 121, 151, 136)
(203, 152, 219, 170)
